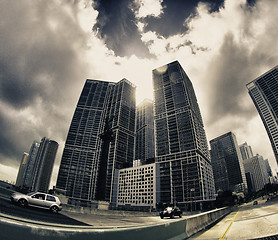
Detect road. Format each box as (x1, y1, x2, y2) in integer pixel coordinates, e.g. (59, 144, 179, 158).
(189, 198, 278, 240)
(1, 182, 278, 239)
(0, 197, 90, 226)
(0, 195, 168, 227)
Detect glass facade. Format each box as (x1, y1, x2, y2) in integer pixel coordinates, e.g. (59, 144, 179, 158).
(135, 99, 155, 163)
(56, 78, 136, 203)
(210, 132, 247, 193)
(243, 154, 269, 192)
(103, 79, 136, 202)
(152, 61, 215, 207)
(239, 142, 254, 161)
(31, 138, 58, 193)
(246, 66, 278, 165)
(17, 138, 57, 193)
(23, 141, 40, 191)
(15, 153, 29, 188)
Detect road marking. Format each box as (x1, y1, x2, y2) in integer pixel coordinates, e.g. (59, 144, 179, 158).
(219, 209, 240, 240)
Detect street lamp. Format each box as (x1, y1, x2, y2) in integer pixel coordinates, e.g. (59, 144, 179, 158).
(190, 187, 195, 211)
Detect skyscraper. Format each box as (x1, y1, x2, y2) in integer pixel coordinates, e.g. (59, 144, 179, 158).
(56, 78, 136, 205)
(15, 152, 29, 188)
(210, 132, 247, 193)
(243, 154, 268, 192)
(246, 66, 278, 165)
(31, 137, 58, 192)
(135, 99, 155, 164)
(152, 61, 215, 209)
(239, 142, 254, 161)
(22, 140, 40, 191)
(265, 159, 273, 177)
(16, 138, 57, 193)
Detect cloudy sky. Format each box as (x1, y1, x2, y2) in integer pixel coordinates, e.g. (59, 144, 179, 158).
(1, 0, 278, 186)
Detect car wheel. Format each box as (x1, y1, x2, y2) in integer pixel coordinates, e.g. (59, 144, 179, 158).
(170, 213, 174, 219)
(160, 215, 164, 219)
(50, 206, 59, 214)
(179, 214, 182, 218)
(18, 199, 27, 207)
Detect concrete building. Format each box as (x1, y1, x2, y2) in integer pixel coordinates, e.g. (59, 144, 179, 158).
(243, 154, 269, 192)
(152, 60, 215, 209)
(22, 141, 40, 191)
(210, 132, 247, 193)
(246, 66, 278, 165)
(239, 142, 254, 160)
(31, 137, 58, 193)
(56, 79, 136, 205)
(135, 99, 155, 164)
(264, 159, 273, 179)
(115, 162, 160, 209)
(15, 152, 29, 188)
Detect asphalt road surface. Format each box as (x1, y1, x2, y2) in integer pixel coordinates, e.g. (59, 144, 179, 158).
(189, 198, 278, 240)
(0, 197, 89, 226)
(1, 181, 277, 239)
(0, 196, 167, 227)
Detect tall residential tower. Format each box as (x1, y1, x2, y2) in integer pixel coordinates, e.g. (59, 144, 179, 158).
(243, 154, 268, 192)
(246, 66, 278, 165)
(15, 152, 29, 188)
(152, 61, 215, 209)
(21, 141, 40, 191)
(16, 138, 57, 193)
(56, 79, 136, 205)
(135, 99, 155, 164)
(210, 132, 247, 193)
(31, 137, 58, 193)
(239, 142, 254, 161)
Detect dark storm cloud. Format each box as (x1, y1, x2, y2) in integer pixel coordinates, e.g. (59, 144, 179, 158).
(0, 114, 19, 162)
(92, 0, 224, 58)
(0, 1, 86, 108)
(144, 0, 224, 38)
(206, 33, 253, 123)
(93, 0, 153, 58)
(0, 0, 89, 166)
(247, 0, 257, 6)
(207, 27, 278, 126)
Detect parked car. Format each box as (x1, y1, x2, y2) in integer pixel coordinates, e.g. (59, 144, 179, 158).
(159, 206, 182, 219)
(11, 192, 62, 213)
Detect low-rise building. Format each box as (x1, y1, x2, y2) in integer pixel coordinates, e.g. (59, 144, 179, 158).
(114, 162, 160, 209)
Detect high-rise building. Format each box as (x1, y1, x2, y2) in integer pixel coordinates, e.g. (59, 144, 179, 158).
(17, 138, 58, 193)
(22, 140, 40, 191)
(210, 132, 247, 193)
(31, 137, 58, 192)
(239, 142, 254, 160)
(243, 154, 269, 192)
(56, 78, 136, 205)
(15, 152, 29, 188)
(265, 159, 273, 177)
(246, 66, 278, 165)
(135, 99, 155, 164)
(152, 60, 215, 209)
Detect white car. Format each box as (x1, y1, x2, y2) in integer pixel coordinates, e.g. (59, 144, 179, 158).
(11, 192, 62, 213)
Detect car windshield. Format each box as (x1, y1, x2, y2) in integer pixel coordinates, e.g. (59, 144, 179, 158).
(27, 192, 36, 196)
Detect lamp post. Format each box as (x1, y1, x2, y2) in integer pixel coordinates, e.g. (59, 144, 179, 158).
(190, 187, 195, 211)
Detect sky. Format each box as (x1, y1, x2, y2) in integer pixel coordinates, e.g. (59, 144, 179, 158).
(1, 0, 278, 186)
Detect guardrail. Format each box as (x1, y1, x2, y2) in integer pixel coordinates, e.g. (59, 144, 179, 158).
(0, 207, 232, 240)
